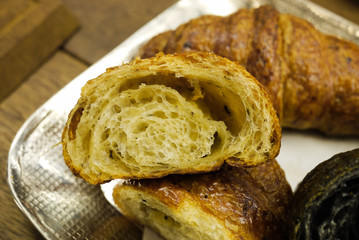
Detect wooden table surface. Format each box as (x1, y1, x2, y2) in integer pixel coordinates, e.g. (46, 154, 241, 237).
(0, 0, 358, 239)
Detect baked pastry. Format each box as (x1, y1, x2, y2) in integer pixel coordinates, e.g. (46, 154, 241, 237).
(62, 52, 281, 184)
(139, 5, 359, 135)
(113, 159, 293, 240)
(290, 148, 359, 239)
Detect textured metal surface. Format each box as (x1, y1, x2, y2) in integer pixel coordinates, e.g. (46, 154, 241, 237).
(7, 0, 359, 239)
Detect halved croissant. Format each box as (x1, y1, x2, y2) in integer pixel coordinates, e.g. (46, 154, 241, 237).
(139, 5, 359, 135)
(113, 159, 293, 240)
(62, 52, 281, 184)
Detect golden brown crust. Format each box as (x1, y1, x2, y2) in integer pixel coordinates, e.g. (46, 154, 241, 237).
(113, 159, 293, 240)
(139, 5, 359, 135)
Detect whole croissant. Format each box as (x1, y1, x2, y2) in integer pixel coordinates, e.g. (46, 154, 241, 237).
(139, 5, 359, 135)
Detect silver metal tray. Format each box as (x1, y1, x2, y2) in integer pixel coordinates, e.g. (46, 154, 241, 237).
(7, 0, 359, 239)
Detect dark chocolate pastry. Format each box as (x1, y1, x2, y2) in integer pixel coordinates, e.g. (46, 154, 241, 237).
(291, 148, 359, 240)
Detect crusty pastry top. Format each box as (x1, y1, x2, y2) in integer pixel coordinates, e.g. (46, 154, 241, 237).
(114, 160, 293, 240)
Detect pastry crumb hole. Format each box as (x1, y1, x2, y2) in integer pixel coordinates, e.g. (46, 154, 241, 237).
(152, 111, 167, 119)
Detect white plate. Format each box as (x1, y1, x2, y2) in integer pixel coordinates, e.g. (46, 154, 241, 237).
(8, 0, 359, 239)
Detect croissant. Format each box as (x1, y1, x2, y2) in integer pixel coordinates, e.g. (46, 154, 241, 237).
(290, 148, 359, 239)
(62, 52, 281, 184)
(113, 159, 293, 240)
(139, 5, 359, 135)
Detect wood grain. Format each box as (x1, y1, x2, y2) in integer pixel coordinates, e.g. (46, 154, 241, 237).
(0, 51, 87, 240)
(0, 0, 79, 102)
(63, 0, 177, 64)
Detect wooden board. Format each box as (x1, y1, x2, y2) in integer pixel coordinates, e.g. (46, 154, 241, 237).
(0, 0, 79, 102)
(63, 0, 177, 64)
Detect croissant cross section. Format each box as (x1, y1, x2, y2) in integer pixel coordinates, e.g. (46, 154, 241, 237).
(62, 52, 281, 184)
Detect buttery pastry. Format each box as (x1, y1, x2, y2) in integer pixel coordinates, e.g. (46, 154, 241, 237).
(62, 52, 281, 184)
(139, 5, 359, 135)
(291, 148, 359, 239)
(113, 159, 293, 240)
